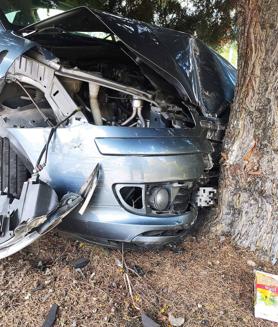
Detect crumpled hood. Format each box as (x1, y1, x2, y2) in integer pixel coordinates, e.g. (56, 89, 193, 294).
(21, 6, 236, 118)
(93, 10, 237, 118)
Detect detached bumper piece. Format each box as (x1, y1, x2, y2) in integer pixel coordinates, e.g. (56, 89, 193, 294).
(0, 175, 82, 259)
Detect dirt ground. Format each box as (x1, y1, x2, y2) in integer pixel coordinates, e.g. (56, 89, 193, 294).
(0, 232, 277, 327)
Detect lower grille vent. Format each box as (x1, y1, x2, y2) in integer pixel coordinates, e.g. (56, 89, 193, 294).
(0, 138, 30, 198)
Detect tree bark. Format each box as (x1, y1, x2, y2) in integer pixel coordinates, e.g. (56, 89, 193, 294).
(215, 0, 278, 260)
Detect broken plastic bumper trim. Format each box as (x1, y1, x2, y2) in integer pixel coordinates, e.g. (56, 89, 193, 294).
(0, 193, 82, 260)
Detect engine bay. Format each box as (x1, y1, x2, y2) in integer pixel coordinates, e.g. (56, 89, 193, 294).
(0, 31, 196, 130)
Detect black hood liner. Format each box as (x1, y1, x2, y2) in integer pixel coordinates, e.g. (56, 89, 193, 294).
(21, 6, 237, 118)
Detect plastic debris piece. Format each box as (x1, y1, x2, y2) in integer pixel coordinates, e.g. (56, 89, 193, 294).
(72, 258, 89, 269)
(31, 282, 45, 292)
(133, 264, 145, 276)
(168, 312, 185, 326)
(255, 270, 278, 323)
(115, 258, 123, 268)
(42, 304, 59, 327)
(141, 313, 160, 327)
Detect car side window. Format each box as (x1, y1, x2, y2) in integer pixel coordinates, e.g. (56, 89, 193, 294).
(4, 8, 64, 26)
(5, 11, 18, 24)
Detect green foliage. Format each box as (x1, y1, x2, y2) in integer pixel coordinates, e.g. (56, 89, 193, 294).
(4, 0, 237, 47)
(65, 0, 236, 48)
(219, 42, 237, 67)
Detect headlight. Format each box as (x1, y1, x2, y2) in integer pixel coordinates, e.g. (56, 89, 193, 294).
(148, 187, 170, 211)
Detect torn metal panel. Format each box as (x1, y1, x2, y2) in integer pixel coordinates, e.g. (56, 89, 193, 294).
(7, 56, 83, 122)
(79, 163, 100, 216)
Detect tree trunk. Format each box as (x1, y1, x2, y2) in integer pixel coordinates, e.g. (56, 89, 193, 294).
(215, 0, 278, 260)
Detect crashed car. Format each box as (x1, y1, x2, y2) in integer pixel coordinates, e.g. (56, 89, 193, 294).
(0, 2, 236, 258)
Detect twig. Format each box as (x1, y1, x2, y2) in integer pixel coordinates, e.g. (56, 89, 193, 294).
(120, 244, 141, 312)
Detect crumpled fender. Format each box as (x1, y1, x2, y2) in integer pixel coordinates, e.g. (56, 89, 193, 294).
(0, 31, 36, 79)
(0, 30, 55, 94)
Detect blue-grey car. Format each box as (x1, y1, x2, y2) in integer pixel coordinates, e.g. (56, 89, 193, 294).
(0, 2, 236, 258)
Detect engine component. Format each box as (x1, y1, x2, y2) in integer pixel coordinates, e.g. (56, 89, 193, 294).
(60, 76, 82, 96)
(121, 97, 145, 127)
(89, 82, 102, 125)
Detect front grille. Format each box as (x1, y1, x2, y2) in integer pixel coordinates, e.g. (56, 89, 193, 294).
(119, 186, 143, 209)
(172, 187, 191, 213)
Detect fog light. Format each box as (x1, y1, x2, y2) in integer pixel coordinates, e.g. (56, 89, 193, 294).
(149, 187, 170, 211)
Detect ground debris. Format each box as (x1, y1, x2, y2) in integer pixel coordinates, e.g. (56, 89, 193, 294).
(168, 312, 185, 326)
(141, 312, 160, 327)
(247, 260, 256, 267)
(1, 232, 278, 327)
(42, 304, 59, 327)
(132, 264, 145, 277)
(201, 319, 209, 326)
(72, 257, 90, 269)
(31, 281, 45, 292)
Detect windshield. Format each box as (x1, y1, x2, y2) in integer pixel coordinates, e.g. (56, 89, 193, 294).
(1, 1, 73, 26)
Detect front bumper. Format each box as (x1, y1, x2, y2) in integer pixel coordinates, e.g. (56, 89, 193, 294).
(61, 205, 198, 247)
(1, 123, 210, 248)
